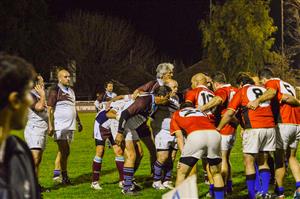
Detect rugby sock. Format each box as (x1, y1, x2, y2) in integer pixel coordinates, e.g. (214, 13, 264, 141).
(296, 181, 300, 191)
(209, 184, 214, 197)
(115, 156, 124, 181)
(246, 174, 256, 199)
(259, 169, 271, 196)
(227, 180, 233, 193)
(53, 169, 60, 177)
(163, 160, 173, 182)
(123, 167, 134, 191)
(153, 160, 163, 181)
(254, 163, 261, 193)
(259, 169, 271, 197)
(92, 156, 102, 182)
(214, 187, 224, 199)
(275, 186, 284, 196)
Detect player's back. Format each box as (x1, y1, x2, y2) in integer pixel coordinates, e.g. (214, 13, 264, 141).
(265, 78, 299, 124)
(171, 107, 215, 135)
(229, 85, 275, 129)
(185, 85, 215, 107)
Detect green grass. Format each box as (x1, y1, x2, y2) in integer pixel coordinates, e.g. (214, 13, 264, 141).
(12, 113, 299, 198)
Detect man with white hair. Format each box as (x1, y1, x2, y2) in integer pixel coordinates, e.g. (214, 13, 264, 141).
(131, 62, 175, 175)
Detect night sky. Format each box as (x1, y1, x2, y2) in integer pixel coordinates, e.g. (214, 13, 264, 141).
(48, 0, 210, 66)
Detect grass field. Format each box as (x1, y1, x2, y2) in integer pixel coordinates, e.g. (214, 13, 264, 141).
(13, 113, 299, 198)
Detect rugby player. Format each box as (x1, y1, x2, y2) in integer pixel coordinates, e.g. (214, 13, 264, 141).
(217, 73, 276, 199)
(24, 75, 48, 184)
(91, 100, 127, 190)
(114, 86, 172, 195)
(48, 69, 83, 185)
(199, 72, 238, 194)
(248, 68, 300, 198)
(94, 81, 117, 112)
(151, 79, 180, 190)
(171, 103, 224, 199)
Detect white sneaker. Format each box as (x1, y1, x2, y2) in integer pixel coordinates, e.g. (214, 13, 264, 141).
(53, 176, 61, 183)
(91, 182, 102, 190)
(152, 181, 166, 190)
(118, 181, 124, 188)
(163, 181, 174, 189)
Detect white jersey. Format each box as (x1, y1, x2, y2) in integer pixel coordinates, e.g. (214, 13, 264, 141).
(47, 84, 77, 131)
(26, 90, 48, 129)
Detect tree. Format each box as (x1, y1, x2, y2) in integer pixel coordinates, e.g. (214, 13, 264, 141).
(57, 11, 168, 98)
(201, 0, 278, 81)
(284, 0, 300, 69)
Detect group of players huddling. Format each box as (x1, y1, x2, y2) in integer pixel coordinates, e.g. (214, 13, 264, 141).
(25, 62, 300, 199)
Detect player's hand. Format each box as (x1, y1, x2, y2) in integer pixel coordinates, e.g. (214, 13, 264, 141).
(115, 132, 124, 146)
(78, 122, 83, 132)
(247, 99, 259, 110)
(35, 84, 45, 97)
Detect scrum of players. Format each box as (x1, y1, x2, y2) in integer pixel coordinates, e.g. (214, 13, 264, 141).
(25, 63, 300, 199)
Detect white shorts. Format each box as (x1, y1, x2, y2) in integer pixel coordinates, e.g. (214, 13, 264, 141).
(24, 125, 47, 150)
(54, 130, 74, 141)
(124, 128, 140, 141)
(181, 130, 221, 160)
(242, 128, 276, 154)
(221, 134, 236, 151)
(276, 124, 300, 150)
(155, 129, 177, 150)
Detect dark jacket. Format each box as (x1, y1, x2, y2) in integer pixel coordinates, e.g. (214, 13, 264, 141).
(0, 136, 41, 199)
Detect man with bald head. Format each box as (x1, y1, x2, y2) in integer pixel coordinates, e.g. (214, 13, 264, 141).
(48, 69, 82, 185)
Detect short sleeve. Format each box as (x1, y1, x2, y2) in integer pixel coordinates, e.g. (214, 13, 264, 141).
(47, 87, 58, 107)
(170, 112, 181, 135)
(227, 89, 242, 111)
(214, 88, 228, 103)
(265, 80, 279, 91)
(185, 89, 196, 104)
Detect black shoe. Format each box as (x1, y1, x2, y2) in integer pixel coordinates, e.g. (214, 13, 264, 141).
(38, 184, 50, 193)
(61, 177, 72, 185)
(132, 180, 143, 191)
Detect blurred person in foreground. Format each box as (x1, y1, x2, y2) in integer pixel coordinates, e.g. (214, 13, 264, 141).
(0, 54, 41, 198)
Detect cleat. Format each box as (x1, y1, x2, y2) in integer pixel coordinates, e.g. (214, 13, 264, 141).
(132, 179, 143, 191)
(152, 181, 166, 190)
(121, 187, 140, 196)
(52, 176, 61, 183)
(163, 181, 174, 189)
(206, 192, 213, 198)
(118, 181, 124, 188)
(91, 182, 102, 190)
(61, 177, 72, 185)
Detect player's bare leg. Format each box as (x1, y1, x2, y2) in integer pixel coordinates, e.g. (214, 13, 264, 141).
(57, 140, 71, 184)
(31, 149, 43, 176)
(176, 162, 192, 186)
(221, 149, 233, 193)
(140, 136, 156, 174)
(275, 148, 286, 197)
(209, 162, 225, 199)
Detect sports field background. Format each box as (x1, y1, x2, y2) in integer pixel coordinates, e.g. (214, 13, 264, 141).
(13, 113, 299, 198)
